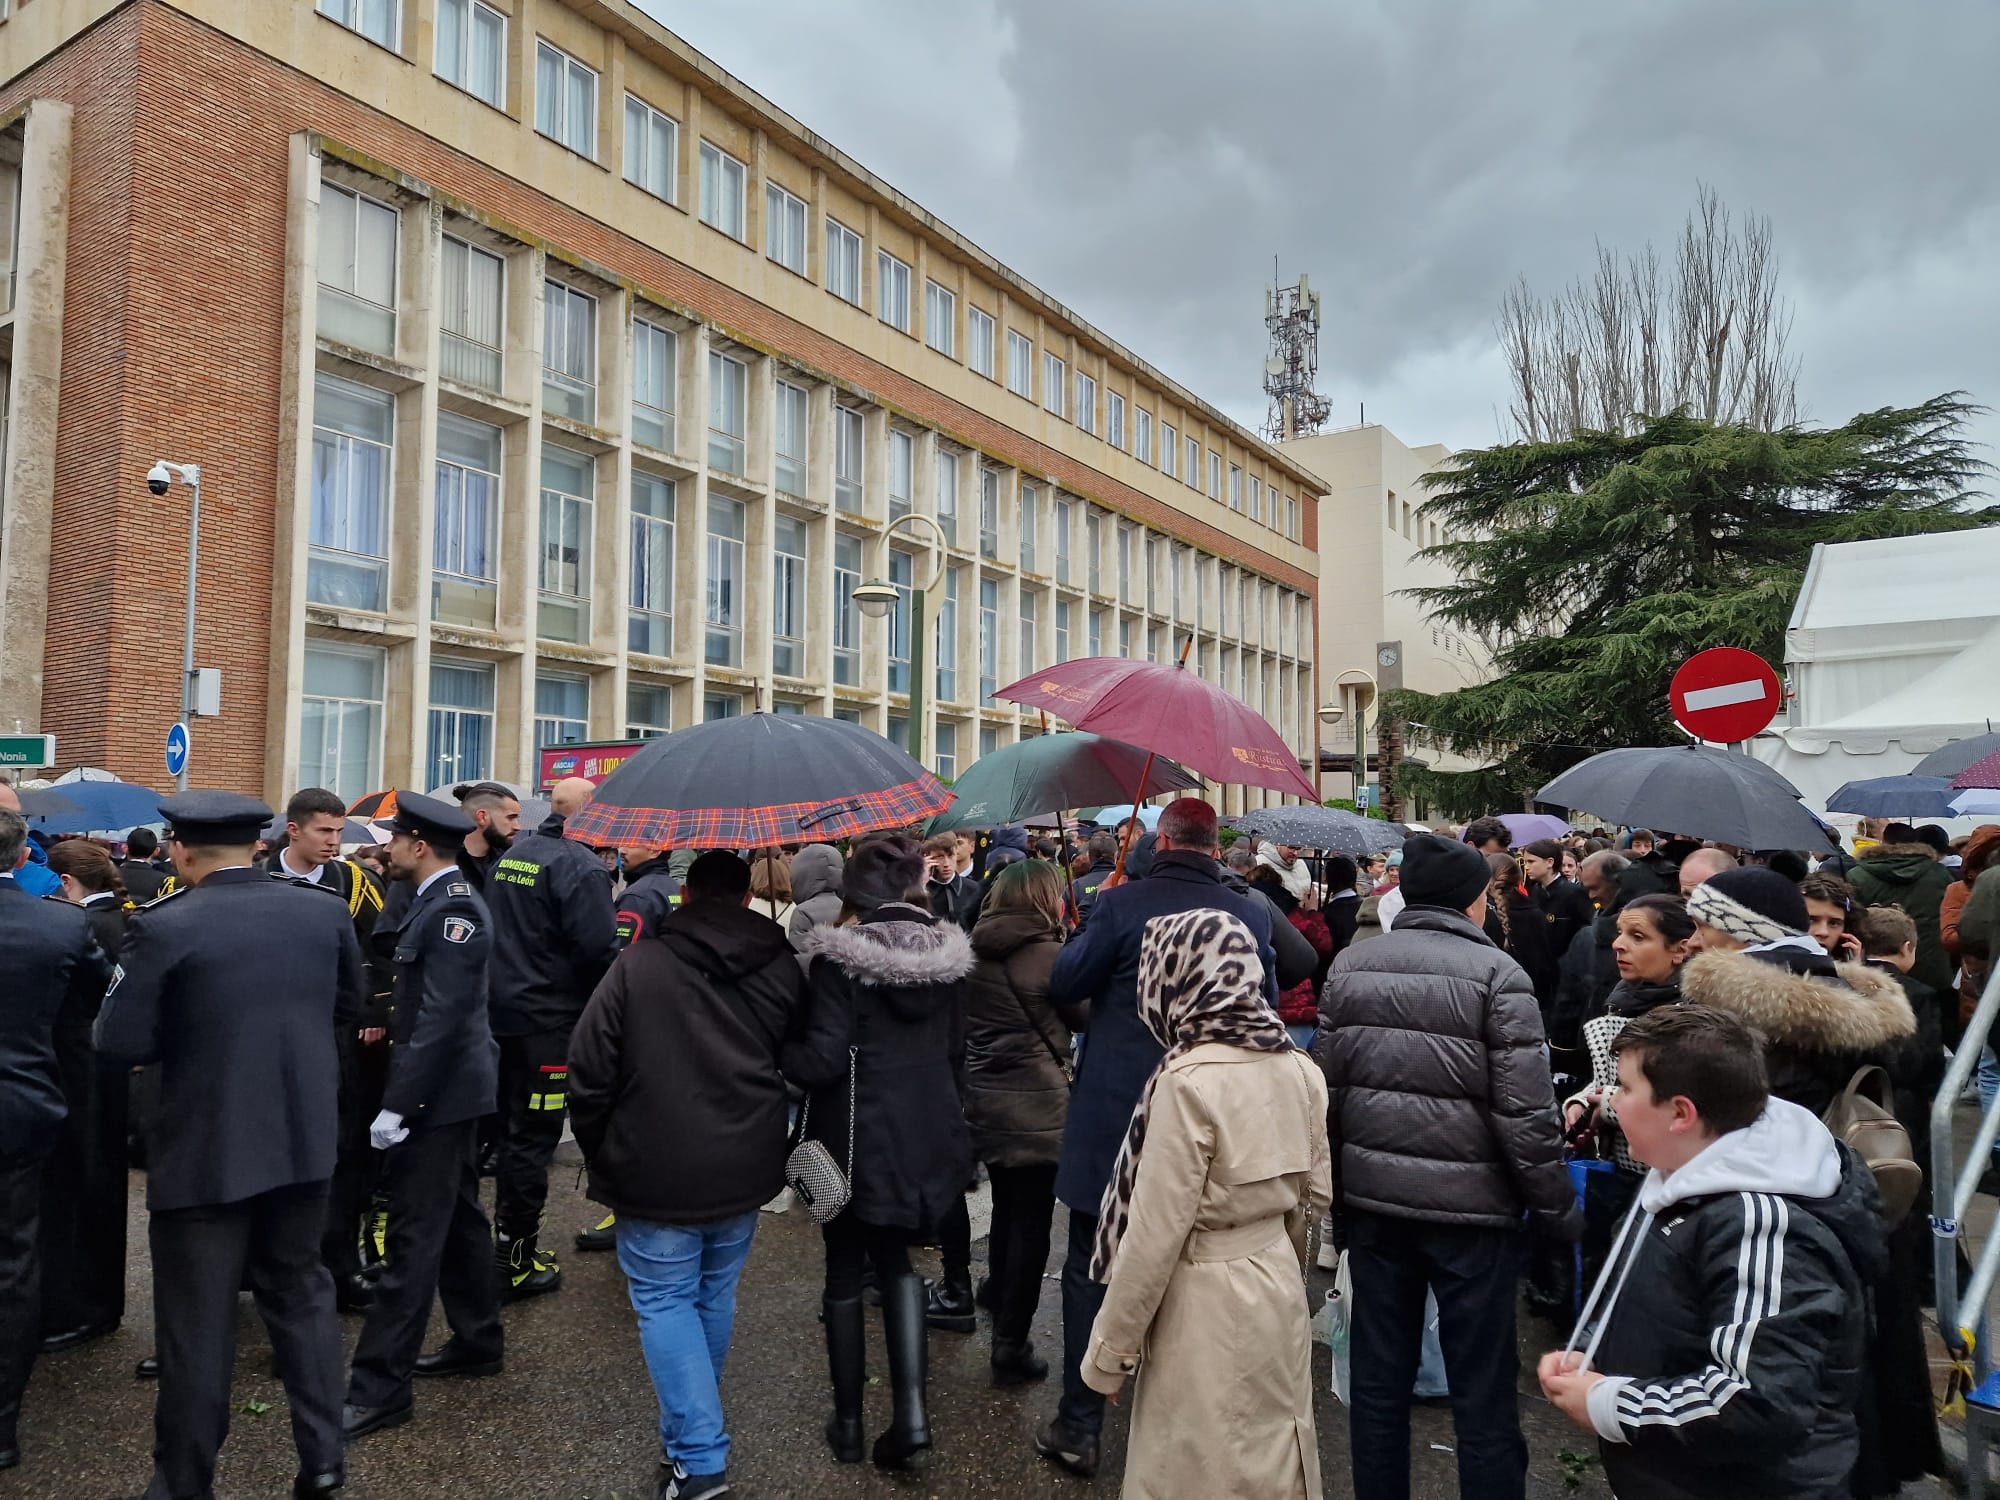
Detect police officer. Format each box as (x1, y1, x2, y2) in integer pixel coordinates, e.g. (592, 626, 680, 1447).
(95, 792, 363, 1500)
(343, 793, 504, 1441)
(483, 777, 617, 1299)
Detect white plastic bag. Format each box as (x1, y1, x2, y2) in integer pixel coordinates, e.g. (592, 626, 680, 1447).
(1314, 1251, 1353, 1404)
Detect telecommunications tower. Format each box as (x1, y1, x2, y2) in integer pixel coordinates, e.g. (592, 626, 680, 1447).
(1261, 267, 1331, 441)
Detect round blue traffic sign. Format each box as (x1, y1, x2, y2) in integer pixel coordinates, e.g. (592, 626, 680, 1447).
(165, 722, 190, 778)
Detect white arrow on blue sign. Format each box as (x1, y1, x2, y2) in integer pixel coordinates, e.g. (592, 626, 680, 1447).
(165, 722, 190, 778)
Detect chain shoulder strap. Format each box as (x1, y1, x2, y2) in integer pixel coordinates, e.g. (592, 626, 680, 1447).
(842, 1044, 858, 1180)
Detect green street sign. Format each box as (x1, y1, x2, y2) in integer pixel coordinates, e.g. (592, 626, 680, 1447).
(0, 734, 55, 769)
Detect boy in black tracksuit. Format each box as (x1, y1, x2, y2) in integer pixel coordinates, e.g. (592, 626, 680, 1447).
(1539, 1005, 1886, 1500)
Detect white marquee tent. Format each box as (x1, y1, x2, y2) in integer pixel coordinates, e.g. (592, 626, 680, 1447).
(1753, 526, 2000, 810)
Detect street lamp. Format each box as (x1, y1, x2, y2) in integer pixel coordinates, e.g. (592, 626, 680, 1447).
(852, 513, 948, 766)
(1316, 698, 1345, 805)
(147, 460, 202, 793)
(1328, 669, 1377, 811)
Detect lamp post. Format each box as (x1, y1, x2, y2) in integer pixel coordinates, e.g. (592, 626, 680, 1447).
(852, 512, 948, 768)
(1329, 668, 1377, 811)
(147, 461, 202, 792)
(1316, 698, 1345, 806)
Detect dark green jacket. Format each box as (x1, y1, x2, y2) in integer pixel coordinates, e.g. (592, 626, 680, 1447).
(1846, 844, 1955, 996)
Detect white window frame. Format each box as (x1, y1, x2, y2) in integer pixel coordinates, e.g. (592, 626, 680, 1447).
(542, 279, 598, 425)
(301, 644, 386, 801)
(825, 218, 862, 304)
(623, 93, 678, 203)
(316, 181, 399, 354)
(1285, 492, 1299, 540)
(440, 234, 504, 390)
(968, 306, 996, 379)
(427, 658, 495, 787)
(925, 280, 956, 356)
(628, 473, 675, 657)
(1054, 498, 1073, 587)
(888, 428, 913, 520)
(534, 671, 591, 747)
(1162, 421, 1178, 477)
(1107, 390, 1125, 449)
(434, 0, 505, 107)
(318, 0, 400, 51)
(705, 494, 746, 668)
(697, 140, 746, 241)
(834, 531, 864, 687)
(1044, 353, 1067, 418)
(765, 181, 808, 274)
(1134, 408, 1151, 463)
(834, 406, 865, 513)
(1229, 464, 1244, 511)
(630, 316, 676, 451)
(1020, 483, 1038, 573)
(537, 445, 595, 643)
(877, 249, 912, 333)
(774, 379, 809, 497)
(706, 349, 746, 474)
(772, 515, 809, 677)
(1075, 371, 1096, 433)
(1185, 434, 1201, 489)
(1208, 450, 1222, 500)
(432, 411, 501, 592)
(309, 373, 394, 612)
(534, 39, 598, 159)
(626, 681, 673, 738)
(1006, 331, 1033, 399)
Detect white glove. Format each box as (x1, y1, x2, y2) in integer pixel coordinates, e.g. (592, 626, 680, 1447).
(369, 1109, 409, 1151)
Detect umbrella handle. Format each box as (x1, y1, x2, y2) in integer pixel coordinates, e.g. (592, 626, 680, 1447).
(1109, 751, 1158, 885)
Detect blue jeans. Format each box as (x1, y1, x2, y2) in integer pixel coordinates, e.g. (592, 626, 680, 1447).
(616, 1212, 758, 1475)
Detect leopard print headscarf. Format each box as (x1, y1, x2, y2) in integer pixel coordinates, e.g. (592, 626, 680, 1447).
(1089, 907, 1292, 1283)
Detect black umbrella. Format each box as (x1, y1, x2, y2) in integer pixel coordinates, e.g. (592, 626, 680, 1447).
(1537, 745, 1835, 851)
(1232, 805, 1407, 858)
(1912, 732, 2000, 780)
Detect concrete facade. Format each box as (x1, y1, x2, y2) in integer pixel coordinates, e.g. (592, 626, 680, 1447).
(0, 0, 1324, 811)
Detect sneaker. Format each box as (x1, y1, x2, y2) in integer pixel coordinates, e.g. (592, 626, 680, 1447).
(574, 1214, 616, 1253)
(657, 1461, 729, 1500)
(1315, 1214, 1339, 1271)
(1034, 1415, 1101, 1479)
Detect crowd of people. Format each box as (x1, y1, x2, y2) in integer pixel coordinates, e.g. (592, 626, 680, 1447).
(2, 768, 1997, 1499)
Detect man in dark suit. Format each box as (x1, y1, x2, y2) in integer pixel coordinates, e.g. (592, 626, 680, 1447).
(117, 827, 171, 904)
(1031, 797, 1279, 1480)
(95, 791, 365, 1500)
(343, 793, 503, 1441)
(0, 808, 110, 1475)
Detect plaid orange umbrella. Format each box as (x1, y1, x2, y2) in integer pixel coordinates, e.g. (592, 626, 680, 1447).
(563, 714, 952, 851)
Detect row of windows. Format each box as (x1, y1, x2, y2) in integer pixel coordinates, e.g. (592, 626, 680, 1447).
(310, 0, 1305, 545)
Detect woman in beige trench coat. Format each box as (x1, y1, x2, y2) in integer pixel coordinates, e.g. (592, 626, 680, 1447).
(1080, 907, 1331, 1500)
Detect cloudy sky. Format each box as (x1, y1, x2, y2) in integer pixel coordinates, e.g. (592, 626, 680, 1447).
(637, 0, 2000, 470)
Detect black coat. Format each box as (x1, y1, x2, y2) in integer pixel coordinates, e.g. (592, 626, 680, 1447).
(1068, 859, 1119, 930)
(570, 900, 809, 1223)
(484, 813, 620, 1036)
(784, 905, 976, 1233)
(94, 868, 365, 1209)
(378, 871, 499, 1129)
(265, 850, 393, 1024)
(614, 854, 683, 947)
(1531, 876, 1595, 984)
(1495, 886, 1558, 1005)
(0, 884, 109, 1161)
(963, 909, 1082, 1168)
(118, 858, 168, 905)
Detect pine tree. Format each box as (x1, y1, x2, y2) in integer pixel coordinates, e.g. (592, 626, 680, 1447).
(1388, 395, 1994, 815)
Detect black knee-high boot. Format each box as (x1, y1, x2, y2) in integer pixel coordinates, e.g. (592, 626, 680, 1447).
(822, 1295, 866, 1463)
(873, 1275, 932, 1471)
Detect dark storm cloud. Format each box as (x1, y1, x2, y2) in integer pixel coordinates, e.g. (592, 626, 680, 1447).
(638, 0, 2000, 461)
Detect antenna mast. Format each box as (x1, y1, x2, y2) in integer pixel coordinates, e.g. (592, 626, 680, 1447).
(1261, 266, 1331, 441)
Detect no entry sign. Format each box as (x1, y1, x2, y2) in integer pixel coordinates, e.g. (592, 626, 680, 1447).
(1670, 648, 1783, 744)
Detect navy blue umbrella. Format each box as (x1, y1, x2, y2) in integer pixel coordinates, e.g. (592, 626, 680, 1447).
(1824, 775, 1961, 820)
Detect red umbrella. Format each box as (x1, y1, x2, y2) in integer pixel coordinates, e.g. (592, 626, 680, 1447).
(1951, 750, 2000, 791)
(995, 651, 1319, 808)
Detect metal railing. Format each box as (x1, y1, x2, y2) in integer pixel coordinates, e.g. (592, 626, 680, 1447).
(1933, 962, 2000, 1374)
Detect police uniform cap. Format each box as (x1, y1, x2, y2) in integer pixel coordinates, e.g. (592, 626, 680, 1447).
(379, 790, 476, 845)
(158, 791, 275, 845)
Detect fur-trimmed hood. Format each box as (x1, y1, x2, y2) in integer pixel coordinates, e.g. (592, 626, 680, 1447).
(1680, 947, 1915, 1054)
(804, 904, 976, 1011)
(1857, 842, 1945, 867)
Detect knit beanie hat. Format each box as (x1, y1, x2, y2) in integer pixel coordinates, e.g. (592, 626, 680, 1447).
(1687, 865, 1808, 945)
(1398, 833, 1491, 911)
(842, 834, 927, 913)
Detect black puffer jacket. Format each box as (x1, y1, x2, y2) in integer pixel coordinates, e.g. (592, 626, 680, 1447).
(963, 909, 1083, 1168)
(1313, 906, 1579, 1235)
(786, 905, 976, 1232)
(568, 899, 808, 1224)
(1579, 1101, 1886, 1500)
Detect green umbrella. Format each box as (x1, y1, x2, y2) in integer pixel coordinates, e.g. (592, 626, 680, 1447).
(927, 733, 1204, 833)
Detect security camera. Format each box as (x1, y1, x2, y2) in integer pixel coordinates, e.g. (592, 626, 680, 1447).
(146, 462, 173, 497)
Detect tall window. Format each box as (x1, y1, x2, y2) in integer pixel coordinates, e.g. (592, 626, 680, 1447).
(1019, 483, 1038, 573)
(934, 567, 959, 701)
(772, 516, 808, 677)
(834, 532, 863, 686)
(888, 550, 913, 695)
(980, 726, 1001, 759)
(538, 446, 593, 643)
(704, 694, 743, 722)
(1285, 492, 1299, 540)
(631, 317, 675, 450)
(834, 406, 864, 512)
(698, 141, 746, 239)
(704, 495, 745, 667)
(924, 281, 955, 356)
(628, 473, 675, 656)
(878, 250, 911, 333)
(301, 645, 384, 802)
(1117, 525, 1133, 598)
(1119, 618, 1135, 659)
(623, 95, 677, 202)
(707, 350, 745, 473)
(1019, 589, 1038, 675)
(1146, 536, 1162, 613)
(427, 659, 494, 787)
(1075, 372, 1096, 433)
(935, 721, 958, 781)
(765, 182, 807, 274)
(1249, 475, 1263, 523)
(1185, 434, 1200, 489)
(935, 449, 959, 547)
(979, 578, 998, 702)
(534, 40, 597, 158)
(1086, 509, 1102, 594)
(1043, 353, 1066, 417)
(1006, 331, 1033, 398)
(1089, 609, 1104, 657)
(627, 682, 672, 738)
(1162, 421, 1177, 477)
(432, 412, 501, 628)
(1133, 406, 1150, 462)
(1208, 450, 1222, 499)
(542, 280, 596, 424)
(535, 673, 589, 746)
(440, 236, 503, 389)
(308, 374, 391, 611)
(1229, 464, 1244, 511)
(888, 430, 913, 521)
(1147, 624, 1164, 663)
(967, 307, 995, 378)
(774, 381, 809, 496)
(317, 183, 397, 354)
(978, 468, 999, 559)
(435, 0, 504, 107)
(1054, 498, 1073, 587)
(1104, 389, 1124, 448)
(318, 0, 398, 50)
(1054, 600, 1072, 664)
(825, 219, 862, 304)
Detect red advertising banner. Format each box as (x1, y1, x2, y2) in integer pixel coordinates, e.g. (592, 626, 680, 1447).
(536, 739, 647, 793)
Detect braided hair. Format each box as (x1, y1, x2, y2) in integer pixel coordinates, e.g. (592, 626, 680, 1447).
(47, 838, 132, 908)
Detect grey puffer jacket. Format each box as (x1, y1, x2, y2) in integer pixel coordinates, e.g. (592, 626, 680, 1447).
(1314, 905, 1579, 1235)
(786, 843, 846, 954)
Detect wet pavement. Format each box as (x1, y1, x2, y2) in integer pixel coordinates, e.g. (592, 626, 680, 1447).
(2, 1142, 1953, 1499)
